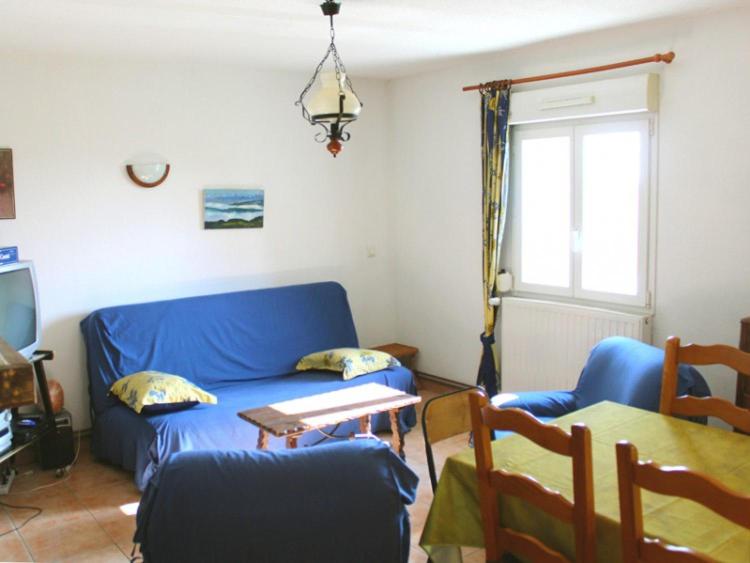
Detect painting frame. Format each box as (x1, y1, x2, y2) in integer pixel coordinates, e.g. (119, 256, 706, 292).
(203, 188, 264, 230)
(0, 149, 16, 220)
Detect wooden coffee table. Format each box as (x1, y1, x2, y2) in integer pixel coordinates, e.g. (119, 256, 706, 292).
(237, 383, 421, 457)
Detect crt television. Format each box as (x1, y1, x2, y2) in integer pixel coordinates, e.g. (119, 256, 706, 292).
(0, 261, 40, 359)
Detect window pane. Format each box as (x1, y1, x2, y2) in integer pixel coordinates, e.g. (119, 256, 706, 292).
(520, 136, 571, 288)
(581, 131, 641, 296)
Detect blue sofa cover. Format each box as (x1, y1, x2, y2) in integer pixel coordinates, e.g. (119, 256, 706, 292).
(81, 282, 417, 490)
(492, 336, 711, 418)
(135, 440, 419, 563)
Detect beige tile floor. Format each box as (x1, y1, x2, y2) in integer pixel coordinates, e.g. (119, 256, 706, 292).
(0, 381, 484, 562)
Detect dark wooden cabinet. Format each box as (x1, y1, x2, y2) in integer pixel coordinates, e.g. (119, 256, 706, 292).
(736, 317, 750, 412)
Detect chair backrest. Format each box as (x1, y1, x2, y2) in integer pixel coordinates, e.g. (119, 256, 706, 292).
(616, 440, 750, 562)
(469, 391, 596, 563)
(659, 336, 750, 432)
(422, 387, 478, 491)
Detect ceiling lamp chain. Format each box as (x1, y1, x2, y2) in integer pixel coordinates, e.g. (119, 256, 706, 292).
(296, 0, 362, 157)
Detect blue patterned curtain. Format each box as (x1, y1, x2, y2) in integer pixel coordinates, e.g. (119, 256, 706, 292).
(477, 83, 511, 397)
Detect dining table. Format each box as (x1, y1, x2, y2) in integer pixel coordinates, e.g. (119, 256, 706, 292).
(420, 400, 750, 562)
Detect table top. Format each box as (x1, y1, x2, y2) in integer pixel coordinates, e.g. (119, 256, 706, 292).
(237, 382, 421, 437)
(420, 401, 750, 562)
(372, 343, 419, 359)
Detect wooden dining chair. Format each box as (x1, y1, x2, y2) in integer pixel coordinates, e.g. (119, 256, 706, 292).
(421, 386, 479, 492)
(659, 335, 750, 432)
(616, 440, 750, 562)
(468, 390, 596, 563)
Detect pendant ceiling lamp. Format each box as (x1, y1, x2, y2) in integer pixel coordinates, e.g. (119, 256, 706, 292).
(296, 0, 362, 157)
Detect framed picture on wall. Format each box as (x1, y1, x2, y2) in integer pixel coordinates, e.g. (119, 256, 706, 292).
(0, 149, 15, 220)
(203, 188, 264, 229)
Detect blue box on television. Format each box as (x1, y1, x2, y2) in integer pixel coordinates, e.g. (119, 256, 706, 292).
(0, 247, 18, 265)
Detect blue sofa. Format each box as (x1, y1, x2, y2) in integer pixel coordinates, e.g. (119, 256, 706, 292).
(80, 282, 417, 490)
(492, 336, 711, 418)
(135, 440, 419, 563)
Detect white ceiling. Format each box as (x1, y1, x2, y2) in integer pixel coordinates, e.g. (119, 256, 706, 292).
(0, 0, 741, 78)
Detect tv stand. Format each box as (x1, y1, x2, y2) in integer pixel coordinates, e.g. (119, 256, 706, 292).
(0, 350, 59, 472)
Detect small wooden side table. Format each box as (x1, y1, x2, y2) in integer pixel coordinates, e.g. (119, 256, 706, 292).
(372, 343, 419, 373)
(373, 343, 420, 388)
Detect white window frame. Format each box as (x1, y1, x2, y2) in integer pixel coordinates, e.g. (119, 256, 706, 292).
(509, 114, 655, 309)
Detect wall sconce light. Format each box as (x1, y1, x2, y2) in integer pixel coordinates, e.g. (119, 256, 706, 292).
(125, 154, 170, 188)
(296, 0, 362, 158)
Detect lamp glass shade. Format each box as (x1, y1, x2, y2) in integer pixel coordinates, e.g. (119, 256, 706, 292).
(130, 162, 168, 184)
(308, 71, 361, 124)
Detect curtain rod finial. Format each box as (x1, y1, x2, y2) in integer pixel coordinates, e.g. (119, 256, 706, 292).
(661, 51, 676, 63)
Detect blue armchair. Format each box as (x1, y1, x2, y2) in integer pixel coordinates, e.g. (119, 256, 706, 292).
(135, 440, 419, 563)
(492, 337, 711, 418)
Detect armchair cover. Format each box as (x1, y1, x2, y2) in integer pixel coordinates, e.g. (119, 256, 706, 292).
(492, 337, 711, 417)
(135, 439, 419, 563)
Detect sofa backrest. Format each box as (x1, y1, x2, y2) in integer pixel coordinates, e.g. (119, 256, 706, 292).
(574, 336, 710, 411)
(81, 281, 358, 414)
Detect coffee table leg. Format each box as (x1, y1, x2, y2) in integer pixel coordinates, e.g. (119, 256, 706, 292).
(257, 429, 269, 450)
(359, 414, 372, 435)
(286, 435, 298, 449)
(389, 409, 405, 459)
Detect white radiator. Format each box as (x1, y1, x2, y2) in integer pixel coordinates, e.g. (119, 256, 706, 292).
(500, 297, 652, 392)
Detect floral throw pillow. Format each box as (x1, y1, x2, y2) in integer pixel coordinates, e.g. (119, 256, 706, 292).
(110, 371, 217, 415)
(296, 348, 401, 380)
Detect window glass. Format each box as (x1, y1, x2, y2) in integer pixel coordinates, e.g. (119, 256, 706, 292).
(520, 136, 571, 288)
(580, 131, 641, 296)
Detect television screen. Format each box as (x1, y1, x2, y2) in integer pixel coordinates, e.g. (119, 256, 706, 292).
(0, 267, 36, 353)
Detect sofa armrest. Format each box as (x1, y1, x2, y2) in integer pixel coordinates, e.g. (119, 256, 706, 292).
(491, 390, 576, 418)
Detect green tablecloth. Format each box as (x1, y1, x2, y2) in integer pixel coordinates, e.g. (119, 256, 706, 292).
(420, 401, 750, 562)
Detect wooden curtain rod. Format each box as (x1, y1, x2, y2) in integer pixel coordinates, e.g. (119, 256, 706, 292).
(462, 51, 675, 92)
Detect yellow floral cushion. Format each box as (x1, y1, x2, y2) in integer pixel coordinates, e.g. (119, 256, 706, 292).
(110, 371, 217, 414)
(295, 348, 401, 380)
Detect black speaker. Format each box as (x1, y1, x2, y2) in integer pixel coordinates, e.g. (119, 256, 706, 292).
(39, 410, 75, 470)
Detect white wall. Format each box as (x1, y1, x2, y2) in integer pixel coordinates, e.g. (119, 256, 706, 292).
(388, 6, 750, 402)
(0, 54, 396, 429)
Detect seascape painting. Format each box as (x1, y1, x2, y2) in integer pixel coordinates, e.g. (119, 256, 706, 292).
(203, 188, 264, 229)
(0, 149, 15, 220)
